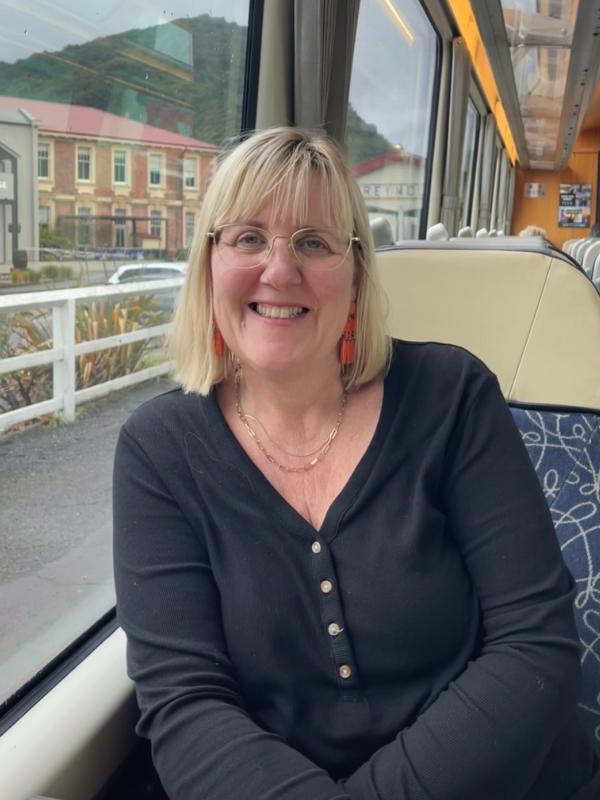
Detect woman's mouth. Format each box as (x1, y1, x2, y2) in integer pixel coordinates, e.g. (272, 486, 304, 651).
(249, 303, 308, 319)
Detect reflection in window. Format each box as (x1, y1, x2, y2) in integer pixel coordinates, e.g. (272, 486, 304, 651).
(346, 0, 439, 240)
(0, 0, 250, 707)
(459, 100, 480, 230)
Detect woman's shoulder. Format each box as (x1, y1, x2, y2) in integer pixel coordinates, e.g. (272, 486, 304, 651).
(122, 384, 212, 443)
(387, 338, 497, 402)
(390, 337, 493, 376)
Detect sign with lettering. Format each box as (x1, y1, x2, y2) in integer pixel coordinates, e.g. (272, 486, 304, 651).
(359, 183, 423, 199)
(0, 171, 15, 201)
(558, 183, 591, 227)
(524, 182, 545, 198)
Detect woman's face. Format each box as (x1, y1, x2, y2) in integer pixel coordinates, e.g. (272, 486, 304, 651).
(210, 175, 357, 378)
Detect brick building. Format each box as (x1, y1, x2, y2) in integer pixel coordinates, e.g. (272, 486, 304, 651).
(0, 96, 219, 259)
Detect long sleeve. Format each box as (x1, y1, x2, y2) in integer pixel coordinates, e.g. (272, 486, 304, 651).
(343, 369, 585, 800)
(113, 423, 351, 800)
(113, 346, 598, 800)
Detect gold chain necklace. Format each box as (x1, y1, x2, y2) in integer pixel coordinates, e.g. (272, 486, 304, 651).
(234, 370, 347, 473)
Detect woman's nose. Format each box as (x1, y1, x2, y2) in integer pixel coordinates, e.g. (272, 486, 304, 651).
(258, 235, 302, 287)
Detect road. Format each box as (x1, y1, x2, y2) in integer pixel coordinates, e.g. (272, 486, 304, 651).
(0, 376, 174, 702)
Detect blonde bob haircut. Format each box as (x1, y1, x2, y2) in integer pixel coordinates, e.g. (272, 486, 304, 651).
(170, 126, 391, 395)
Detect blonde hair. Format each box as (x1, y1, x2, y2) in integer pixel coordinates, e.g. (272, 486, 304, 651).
(519, 225, 547, 238)
(170, 127, 391, 395)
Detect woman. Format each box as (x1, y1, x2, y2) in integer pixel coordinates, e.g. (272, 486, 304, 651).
(113, 127, 599, 799)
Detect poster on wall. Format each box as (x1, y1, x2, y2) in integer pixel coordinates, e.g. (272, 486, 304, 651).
(524, 182, 545, 197)
(558, 184, 592, 227)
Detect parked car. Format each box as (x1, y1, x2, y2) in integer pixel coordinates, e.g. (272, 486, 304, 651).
(107, 262, 186, 313)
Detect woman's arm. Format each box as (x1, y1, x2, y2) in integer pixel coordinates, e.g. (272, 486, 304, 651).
(113, 423, 351, 800)
(343, 371, 582, 800)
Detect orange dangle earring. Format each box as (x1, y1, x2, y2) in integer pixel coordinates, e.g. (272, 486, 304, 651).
(213, 326, 225, 358)
(339, 301, 356, 366)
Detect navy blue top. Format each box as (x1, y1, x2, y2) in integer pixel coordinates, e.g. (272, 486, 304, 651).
(113, 340, 600, 799)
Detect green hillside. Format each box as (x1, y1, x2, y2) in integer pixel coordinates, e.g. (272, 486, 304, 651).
(0, 14, 391, 160)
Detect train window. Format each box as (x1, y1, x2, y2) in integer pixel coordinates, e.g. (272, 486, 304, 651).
(458, 99, 480, 230)
(0, 0, 250, 709)
(346, 0, 440, 241)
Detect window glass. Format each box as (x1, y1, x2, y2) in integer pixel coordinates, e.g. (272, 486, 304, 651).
(458, 99, 480, 230)
(77, 147, 92, 181)
(346, 0, 439, 240)
(183, 157, 196, 188)
(38, 144, 49, 179)
(185, 211, 195, 247)
(39, 207, 50, 229)
(114, 208, 127, 248)
(149, 154, 162, 186)
(113, 151, 127, 184)
(77, 207, 92, 245)
(150, 210, 162, 238)
(0, 0, 250, 707)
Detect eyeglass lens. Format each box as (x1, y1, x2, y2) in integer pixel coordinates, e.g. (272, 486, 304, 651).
(213, 225, 352, 269)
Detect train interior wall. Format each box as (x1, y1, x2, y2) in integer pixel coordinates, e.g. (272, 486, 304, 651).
(511, 127, 600, 250)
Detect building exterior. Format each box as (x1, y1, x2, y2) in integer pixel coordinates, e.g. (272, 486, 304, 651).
(0, 97, 219, 262)
(353, 150, 426, 241)
(0, 108, 38, 266)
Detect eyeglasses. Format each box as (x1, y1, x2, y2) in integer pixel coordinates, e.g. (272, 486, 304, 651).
(207, 224, 360, 271)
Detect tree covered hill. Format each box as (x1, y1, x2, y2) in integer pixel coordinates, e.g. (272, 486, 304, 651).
(0, 14, 391, 161)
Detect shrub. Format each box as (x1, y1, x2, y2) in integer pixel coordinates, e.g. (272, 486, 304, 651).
(174, 248, 189, 261)
(0, 296, 167, 417)
(10, 269, 41, 284)
(0, 309, 52, 412)
(75, 296, 167, 389)
(39, 264, 75, 280)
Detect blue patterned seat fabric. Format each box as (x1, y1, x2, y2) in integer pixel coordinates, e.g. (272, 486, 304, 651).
(511, 407, 600, 750)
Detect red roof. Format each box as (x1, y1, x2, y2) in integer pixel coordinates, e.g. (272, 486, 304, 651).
(0, 96, 218, 151)
(352, 150, 424, 177)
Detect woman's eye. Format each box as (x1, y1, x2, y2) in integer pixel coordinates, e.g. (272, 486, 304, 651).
(296, 235, 330, 253)
(236, 231, 265, 248)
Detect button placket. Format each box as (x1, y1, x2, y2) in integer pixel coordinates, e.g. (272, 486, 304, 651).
(311, 538, 358, 689)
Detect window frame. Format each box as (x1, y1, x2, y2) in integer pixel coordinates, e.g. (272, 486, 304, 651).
(149, 209, 162, 238)
(37, 143, 50, 180)
(112, 149, 128, 186)
(76, 146, 93, 183)
(183, 156, 197, 189)
(148, 153, 163, 188)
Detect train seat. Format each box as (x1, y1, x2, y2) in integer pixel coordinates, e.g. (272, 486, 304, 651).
(581, 241, 600, 277)
(572, 238, 593, 263)
(370, 216, 395, 248)
(426, 222, 450, 241)
(376, 241, 600, 749)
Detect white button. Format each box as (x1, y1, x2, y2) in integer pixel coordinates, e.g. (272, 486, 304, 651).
(320, 579, 333, 594)
(339, 664, 352, 679)
(311, 541, 321, 554)
(328, 623, 342, 637)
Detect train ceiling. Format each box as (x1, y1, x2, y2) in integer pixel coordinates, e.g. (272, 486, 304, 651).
(470, 0, 600, 169)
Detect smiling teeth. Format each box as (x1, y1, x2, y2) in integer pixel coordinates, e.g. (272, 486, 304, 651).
(255, 304, 304, 319)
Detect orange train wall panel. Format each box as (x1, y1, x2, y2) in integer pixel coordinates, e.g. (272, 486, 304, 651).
(512, 128, 600, 250)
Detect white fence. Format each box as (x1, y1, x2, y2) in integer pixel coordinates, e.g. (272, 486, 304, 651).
(0, 278, 184, 433)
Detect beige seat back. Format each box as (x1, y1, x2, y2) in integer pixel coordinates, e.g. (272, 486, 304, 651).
(376, 243, 600, 411)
